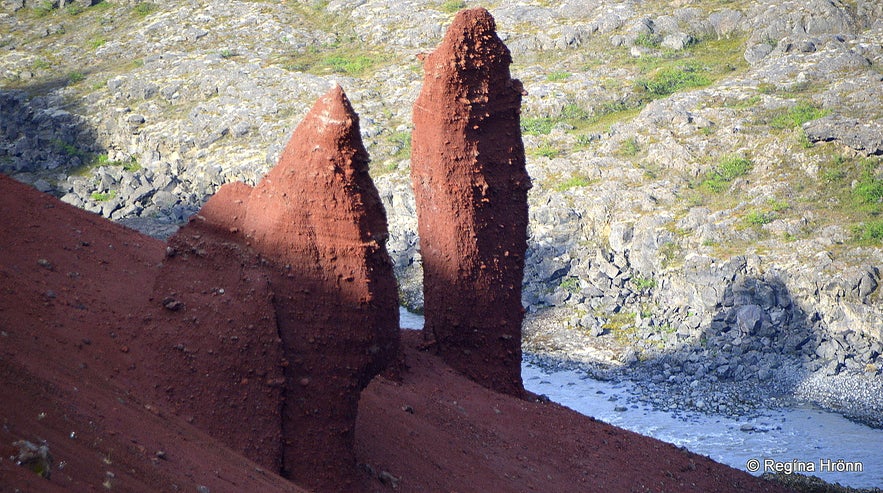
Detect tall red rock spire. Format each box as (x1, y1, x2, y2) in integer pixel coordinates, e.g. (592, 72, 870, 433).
(242, 84, 399, 490)
(159, 85, 400, 491)
(411, 8, 532, 397)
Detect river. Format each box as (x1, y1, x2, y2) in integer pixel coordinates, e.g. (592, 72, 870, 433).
(399, 308, 883, 489)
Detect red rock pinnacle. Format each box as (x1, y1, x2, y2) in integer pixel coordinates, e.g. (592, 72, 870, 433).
(161, 85, 400, 491)
(243, 85, 399, 490)
(411, 8, 532, 397)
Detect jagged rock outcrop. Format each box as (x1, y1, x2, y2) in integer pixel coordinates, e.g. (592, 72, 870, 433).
(411, 8, 531, 397)
(803, 116, 883, 156)
(152, 85, 400, 491)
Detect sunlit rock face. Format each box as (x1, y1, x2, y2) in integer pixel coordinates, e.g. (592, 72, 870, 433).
(164, 84, 400, 491)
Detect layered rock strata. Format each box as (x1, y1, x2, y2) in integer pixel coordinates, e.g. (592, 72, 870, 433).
(411, 8, 532, 397)
(154, 85, 400, 491)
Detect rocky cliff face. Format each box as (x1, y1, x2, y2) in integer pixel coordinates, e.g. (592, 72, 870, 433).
(411, 8, 531, 397)
(152, 85, 400, 490)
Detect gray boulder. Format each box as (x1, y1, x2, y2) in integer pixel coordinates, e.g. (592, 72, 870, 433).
(803, 116, 883, 156)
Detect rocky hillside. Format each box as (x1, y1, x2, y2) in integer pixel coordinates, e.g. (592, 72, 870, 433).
(2, 0, 882, 421)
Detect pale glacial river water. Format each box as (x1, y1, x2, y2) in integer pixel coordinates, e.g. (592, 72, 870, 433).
(399, 308, 883, 489)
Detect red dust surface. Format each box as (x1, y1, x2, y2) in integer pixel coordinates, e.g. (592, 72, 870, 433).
(0, 174, 794, 492)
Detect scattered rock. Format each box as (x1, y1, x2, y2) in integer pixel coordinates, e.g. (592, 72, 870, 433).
(12, 440, 52, 479)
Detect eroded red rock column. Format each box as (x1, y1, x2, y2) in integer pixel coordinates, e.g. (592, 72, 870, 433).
(166, 85, 399, 491)
(411, 8, 531, 397)
(244, 85, 399, 490)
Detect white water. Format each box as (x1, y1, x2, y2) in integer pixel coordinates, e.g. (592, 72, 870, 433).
(399, 308, 883, 488)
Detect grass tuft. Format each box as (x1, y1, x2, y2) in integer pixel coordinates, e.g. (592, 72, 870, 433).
(770, 101, 829, 129)
(440, 0, 466, 13)
(635, 63, 711, 98)
(701, 155, 751, 193)
(554, 175, 593, 191)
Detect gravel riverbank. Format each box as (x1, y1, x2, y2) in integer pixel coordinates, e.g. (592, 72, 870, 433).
(524, 308, 883, 429)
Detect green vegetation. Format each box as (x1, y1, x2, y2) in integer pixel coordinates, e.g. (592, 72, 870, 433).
(797, 129, 814, 149)
(65, 3, 85, 15)
(546, 71, 571, 82)
(521, 117, 556, 136)
(281, 42, 389, 77)
(601, 311, 638, 344)
(276, 3, 391, 78)
(389, 130, 411, 160)
(90, 190, 116, 202)
(723, 94, 761, 109)
(854, 220, 883, 243)
(770, 101, 829, 129)
(700, 155, 752, 193)
(744, 210, 774, 226)
(518, 35, 748, 143)
(132, 2, 157, 17)
(220, 49, 236, 59)
(853, 169, 883, 206)
(531, 143, 559, 159)
(767, 198, 790, 213)
(32, 0, 57, 17)
(325, 54, 379, 76)
(579, 105, 643, 135)
(521, 103, 601, 136)
(31, 58, 52, 70)
(98, 154, 141, 172)
(559, 277, 580, 293)
(623, 35, 748, 100)
(72, 153, 140, 175)
(822, 155, 848, 182)
(574, 134, 596, 149)
(618, 137, 640, 157)
(120, 157, 141, 172)
(67, 71, 85, 84)
(659, 241, 683, 269)
(631, 276, 657, 291)
(51, 139, 85, 159)
(560, 103, 591, 122)
(635, 62, 711, 98)
(439, 0, 466, 13)
(88, 36, 106, 50)
(799, 155, 883, 245)
(634, 32, 661, 49)
(554, 174, 593, 191)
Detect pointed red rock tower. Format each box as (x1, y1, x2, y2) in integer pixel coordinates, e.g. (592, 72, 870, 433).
(162, 85, 399, 491)
(411, 8, 531, 397)
(242, 85, 399, 490)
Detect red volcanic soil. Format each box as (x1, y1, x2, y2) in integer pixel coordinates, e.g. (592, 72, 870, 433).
(0, 173, 793, 492)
